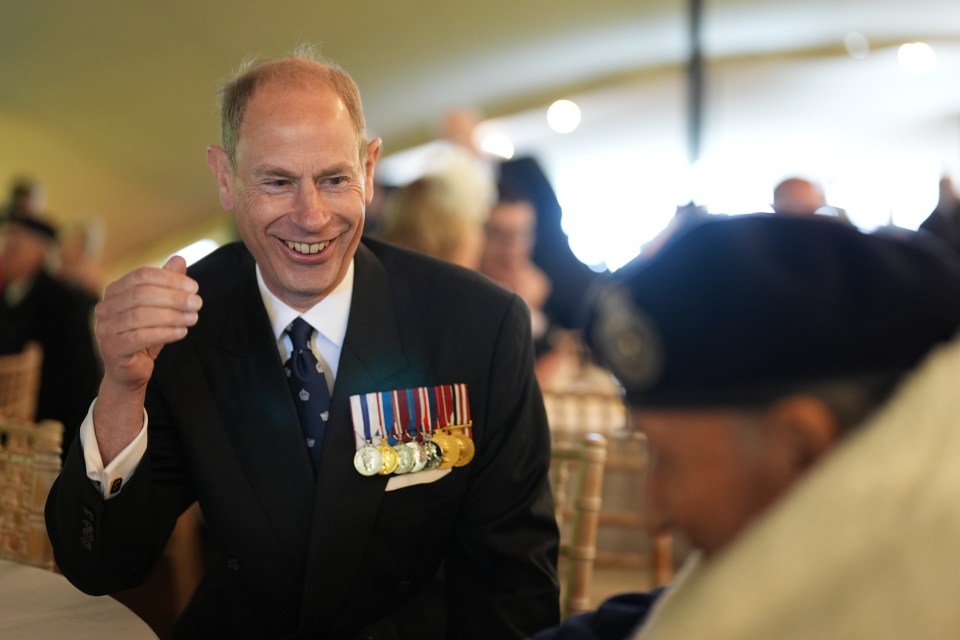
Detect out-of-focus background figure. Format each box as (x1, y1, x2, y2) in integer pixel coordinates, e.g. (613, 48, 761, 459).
(479, 191, 552, 352)
(0, 211, 102, 458)
(379, 174, 487, 269)
(56, 218, 107, 299)
(919, 176, 960, 255)
(771, 176, 851, 224)
(771, 176, 826, 216)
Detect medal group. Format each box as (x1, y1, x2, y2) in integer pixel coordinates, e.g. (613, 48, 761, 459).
(349, 383, 475, 477)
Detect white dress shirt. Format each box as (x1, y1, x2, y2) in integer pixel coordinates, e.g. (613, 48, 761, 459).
(81, 260, 354, 498)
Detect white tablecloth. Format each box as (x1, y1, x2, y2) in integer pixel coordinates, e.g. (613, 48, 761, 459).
(0, 559, 158, 639)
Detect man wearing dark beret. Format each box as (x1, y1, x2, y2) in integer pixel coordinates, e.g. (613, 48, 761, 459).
(535, 213, 960, 639)
(1, 213, 102, 457)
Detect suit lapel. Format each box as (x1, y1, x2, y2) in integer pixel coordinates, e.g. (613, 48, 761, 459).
(209, 251, 315, 561)
(298, 242, 411, 630)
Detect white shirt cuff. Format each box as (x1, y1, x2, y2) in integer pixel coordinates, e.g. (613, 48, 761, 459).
(80, 399, 148, 499)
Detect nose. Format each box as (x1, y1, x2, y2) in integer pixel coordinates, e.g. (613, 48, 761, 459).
(292, 182, 331, 230)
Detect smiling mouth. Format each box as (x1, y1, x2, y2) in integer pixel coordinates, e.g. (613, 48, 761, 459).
(285, 240, 331, 255)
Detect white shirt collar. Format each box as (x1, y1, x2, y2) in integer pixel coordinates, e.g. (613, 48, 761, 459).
(257, 260, 354, 351)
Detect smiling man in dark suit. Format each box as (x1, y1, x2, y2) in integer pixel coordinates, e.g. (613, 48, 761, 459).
(45, 47, 559, 639)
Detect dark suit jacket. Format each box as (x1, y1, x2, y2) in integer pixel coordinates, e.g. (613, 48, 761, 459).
(0, 269, 101, 455)
(45, 239, 560, 639)
(531, 590, 665, 640)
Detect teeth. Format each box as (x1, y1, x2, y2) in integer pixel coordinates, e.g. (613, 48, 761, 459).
(285, 240, 330, 254)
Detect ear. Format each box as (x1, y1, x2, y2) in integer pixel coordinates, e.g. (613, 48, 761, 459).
(206, 144, 236, 212)
(363, 137, 382, 205)
(764, 395, 841, 477)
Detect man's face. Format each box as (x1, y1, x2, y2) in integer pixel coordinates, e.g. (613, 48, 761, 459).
(1, 224, 49, 283)
(773, 181, 825, 216)
(208, 82, 380, 311)
(482, 201, 535, 273)
(631, 408, 786, 559)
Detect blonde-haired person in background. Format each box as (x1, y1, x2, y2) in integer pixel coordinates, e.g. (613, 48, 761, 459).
(379, 174, 487, 269)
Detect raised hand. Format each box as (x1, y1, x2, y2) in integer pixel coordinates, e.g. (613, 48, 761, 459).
(92, 255, 201, 463)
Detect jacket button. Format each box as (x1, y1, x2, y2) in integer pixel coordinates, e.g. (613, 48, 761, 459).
(226, 556, 240, 571)
(395, 580, 413, 594)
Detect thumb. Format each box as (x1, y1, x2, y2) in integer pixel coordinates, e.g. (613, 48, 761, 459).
(163, 254, 188, 275)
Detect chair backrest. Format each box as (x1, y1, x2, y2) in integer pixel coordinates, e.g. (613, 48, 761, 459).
(0, 341, 43, 422)
(550, 431, 607, 618)
(544, 384, 677, 590)
(542, 387, 628, 440)
(0, 417, 63, 569)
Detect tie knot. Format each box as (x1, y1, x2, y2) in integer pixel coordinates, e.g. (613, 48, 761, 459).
(287, 317, 315, 351)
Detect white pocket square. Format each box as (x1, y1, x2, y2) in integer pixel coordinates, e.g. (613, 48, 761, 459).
(384, 468, 452, 492)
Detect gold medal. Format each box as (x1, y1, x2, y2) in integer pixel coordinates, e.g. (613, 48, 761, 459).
(431, 432, 459, 469)
(377, 442, 400, 475)
(451, 432, 475, 467)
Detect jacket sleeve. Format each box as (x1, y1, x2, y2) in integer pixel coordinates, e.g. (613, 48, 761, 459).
(444, 294, 561, 638)
(44, 384, 194, 596)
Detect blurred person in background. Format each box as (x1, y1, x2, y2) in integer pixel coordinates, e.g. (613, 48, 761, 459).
(771, 176, 850, 223)
(771, 176, 826, 216)
(919, 175, 960, 255)
(536, 214, 960, 639)
(56, 217, 107, 298)
(379, 174, 487, 269)
(0, 212, 102, 458)
(479, 190, 552, 357)
(422, 107, 600, 332)
(3, 177, 46, 219)
(1, 177, 46, 286)
(498, 156, 601, 332)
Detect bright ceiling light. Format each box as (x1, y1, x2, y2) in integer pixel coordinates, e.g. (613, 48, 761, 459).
(547, 99, 581, 134)
(898, 42, 937, 75)
(480, 133, 515, 159)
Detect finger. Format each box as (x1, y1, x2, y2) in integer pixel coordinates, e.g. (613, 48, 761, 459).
(104, 263, 198, 300)
(163, 254, 188, 275)
(95, 285, 203, 328)
(97, 303, 200, 336)
(101, 324, 193, 357)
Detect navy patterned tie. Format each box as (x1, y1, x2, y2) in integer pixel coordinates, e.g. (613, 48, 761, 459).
(284, 318, 330, 471)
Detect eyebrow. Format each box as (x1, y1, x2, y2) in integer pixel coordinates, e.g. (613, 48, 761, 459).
(252, 163, 355, 181)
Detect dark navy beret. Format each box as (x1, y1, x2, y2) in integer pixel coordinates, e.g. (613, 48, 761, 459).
(584, 214, 960, 407)
(3, 212, 59, 241)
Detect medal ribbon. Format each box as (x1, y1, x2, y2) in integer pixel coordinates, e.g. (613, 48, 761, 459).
(454, 383, 472, 437)
(417, 387, 433, 435)
(437, 384, 453, 429)
(379, 391, 396, 444)
(360, 394, 374, 443)
(350, 384, 472, 449)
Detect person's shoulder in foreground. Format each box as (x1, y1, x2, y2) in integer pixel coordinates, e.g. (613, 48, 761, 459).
(532, 590, 666, 640)
(535, 213, 960, 640)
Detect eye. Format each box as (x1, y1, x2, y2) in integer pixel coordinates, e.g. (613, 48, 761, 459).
(258, 178, 292, 193)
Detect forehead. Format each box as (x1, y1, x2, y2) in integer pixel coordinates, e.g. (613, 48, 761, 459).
(488, 201, 535, 225)
(238, 82, 354, 149)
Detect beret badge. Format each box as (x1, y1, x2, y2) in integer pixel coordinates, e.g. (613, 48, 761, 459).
(591, 284, 664, 392)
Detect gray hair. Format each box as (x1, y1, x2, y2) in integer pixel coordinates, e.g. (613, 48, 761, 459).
(216, 44, 368, 167)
